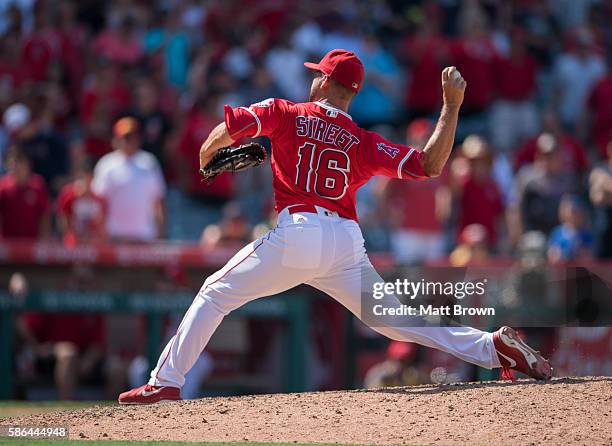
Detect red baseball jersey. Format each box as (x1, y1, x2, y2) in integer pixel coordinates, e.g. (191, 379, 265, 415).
(57, 182, 107, 240)
(224, 99, 429, 221)
(0, 173, 49, 238)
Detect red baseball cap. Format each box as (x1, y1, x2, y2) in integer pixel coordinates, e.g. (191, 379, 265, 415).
(304, 49, 364, 93)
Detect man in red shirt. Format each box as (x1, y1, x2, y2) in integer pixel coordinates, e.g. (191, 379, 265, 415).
(587, 68, 612, 159)
(120, 49, 552, 404)
(57, 158, 106, 246)
(0, 148, 50, 239)
(455, 136, 504, 247)
(399, 18, 448, 118)
(79, 63, 130, 126)
(450, 18, 497, 115)
(514, 112, 588, 175)
(175, 94, 234, 201)
(379, 119, 447, 263)
(17, 313, 106, 400)
(489, 28, 539, 152)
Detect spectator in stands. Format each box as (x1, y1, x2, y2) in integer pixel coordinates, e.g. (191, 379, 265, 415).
(509, 133, 577, 244)
(291, 15, 323, 55)
(0, 103, 27, 169)
(170, 92, 235, 240)
(56, 157, 106, 246)
(0, 147, 50, 239)
(0, 26, 23, 112)
(514, 112, 588, 175)
(126, 79, 171, 168)
(450, 2, 497, 136)
(16, 313, 110, 400)
(453, 136, 504, 249)
(489, 27, 539, 153)
(264, 30, 309, 102)
(143, 9, 191, 89)
(380, 119, 446, 264)
(513, 0, 559, 74)
(175, 93, 231, 200)
(38, 74, 71, 133)
(586, 61, 612, 159)
(319, 12, 362, 53)
(589, 140, 612, 259)
(92, 117, 165, 241)
(201, 201, 252, 250)
(552, 28, 605, 131)
(81, 108, 113, 163)
(55, 0, 87, 96)
(364, 341, 423, 388)
(449, 223, 491, 267)
(20, 5, 59, 83)
(399, 10, 447, 119)
(548, 195, 592, 264)
(94, 15, 143, 66)
(222, 44, 255, 83)
(79, 62, 130, 126)
(241, 65, 283, 105)
(3, 103, 69, 195)
(350, 33, 402, 126)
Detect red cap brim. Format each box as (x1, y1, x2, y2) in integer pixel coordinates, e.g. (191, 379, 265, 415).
(304, 62, 322, 71)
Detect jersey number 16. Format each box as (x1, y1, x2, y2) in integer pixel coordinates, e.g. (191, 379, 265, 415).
(295, 142, 350, 200)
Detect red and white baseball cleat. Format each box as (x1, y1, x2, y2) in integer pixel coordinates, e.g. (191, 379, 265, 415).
(493, 326, 553, 381)
(118, 384, 181, 405)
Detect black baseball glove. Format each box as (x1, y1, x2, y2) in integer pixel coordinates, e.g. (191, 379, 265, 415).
(199, 143, 267, 182)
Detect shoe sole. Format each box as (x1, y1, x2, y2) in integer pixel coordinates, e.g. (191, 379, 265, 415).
(499, 327, 553, 380)
(118, 399, 181, 405)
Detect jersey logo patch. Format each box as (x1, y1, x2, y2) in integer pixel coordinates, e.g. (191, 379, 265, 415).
(325, 109, 338, 118)
(377, 142, 400, 159)
(251, 98, 274, 108)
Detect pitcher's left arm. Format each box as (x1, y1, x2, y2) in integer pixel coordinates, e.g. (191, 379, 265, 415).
(199, 122, 235, 170)
(200, 99, 289, 170)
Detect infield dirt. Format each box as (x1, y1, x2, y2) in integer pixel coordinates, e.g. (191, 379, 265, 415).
(3, 376, 611, 445)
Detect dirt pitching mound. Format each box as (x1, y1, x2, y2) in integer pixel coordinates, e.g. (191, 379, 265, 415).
(4, 377, 612, 445)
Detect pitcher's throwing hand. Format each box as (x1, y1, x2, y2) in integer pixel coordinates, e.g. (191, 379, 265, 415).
(442, 66, 466, 108)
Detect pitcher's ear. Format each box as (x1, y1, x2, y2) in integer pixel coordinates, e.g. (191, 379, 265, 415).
(320, 74, 331, 88)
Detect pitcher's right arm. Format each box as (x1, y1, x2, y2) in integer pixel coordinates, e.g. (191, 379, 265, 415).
(421, 66, 466, 177)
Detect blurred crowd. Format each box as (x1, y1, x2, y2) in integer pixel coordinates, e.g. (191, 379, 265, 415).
(1, 0, 611, 266)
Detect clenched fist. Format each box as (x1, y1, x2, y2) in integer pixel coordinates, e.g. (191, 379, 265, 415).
(442, 66, 466, 108)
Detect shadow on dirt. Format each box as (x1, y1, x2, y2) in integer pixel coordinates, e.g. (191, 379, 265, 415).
(366, 376, 612, 397)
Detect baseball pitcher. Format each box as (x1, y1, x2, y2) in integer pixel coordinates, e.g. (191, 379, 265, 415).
(119, 49, 552, 404)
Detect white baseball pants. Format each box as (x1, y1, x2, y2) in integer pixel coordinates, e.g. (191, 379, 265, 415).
(150, 206, 501, 388)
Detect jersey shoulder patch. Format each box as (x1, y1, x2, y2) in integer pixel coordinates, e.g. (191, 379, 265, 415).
(376, 142, 401, 159)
